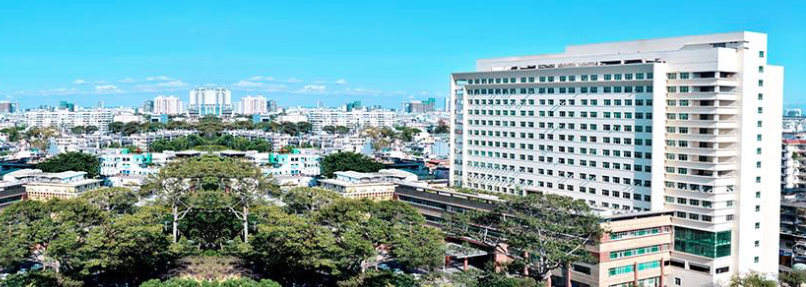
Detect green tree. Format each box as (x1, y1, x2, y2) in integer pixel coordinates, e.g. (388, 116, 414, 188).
(1, 126, 23, 142)
(280, 187, 341, 215)
(79, 187, 138, 214)
(108, 121, 125, 134)
(69, 125, 86, 135)
(780, 270, 806, 287)
(729, 272, 777, 287)
(323, 125, 337, 134)
(433, 120, 449, 134)
(444, 193, 603, 283)
(37, 151, 101, 178)
(320, 152, 384, 178)
(1, 270, 83, 287)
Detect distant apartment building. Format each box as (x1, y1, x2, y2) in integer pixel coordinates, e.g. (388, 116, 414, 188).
(0, 101, 17, 114)
(306, 109, 396, 131)
(154, 95, 183, 115)
(99, 149, 158, 177)
(188, 87, 232, 116)
(404, 98, 437, 113)
(25, 109, 113, 132)
(450, 32, 783, 285)
(4, 169, 102, 201)
(240, 95, 268, 115)
(260, 148, 321, 177)
(142, 100, 155, 113)
(267, 99, 278, 113)
(783, 137, 806, 192)
(58, 101, 75, 112)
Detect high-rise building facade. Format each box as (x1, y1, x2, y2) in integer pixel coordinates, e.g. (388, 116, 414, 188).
(142, 100, 155, 113)
(188, 87, 232, 116)
(449, 32, 783, 286)
(306, 109, 396, 132)
(268, 100, 279, 112)
(154, 96, 183, 115)
(241, 95, 268, 115)
(0, 101, 17, 114)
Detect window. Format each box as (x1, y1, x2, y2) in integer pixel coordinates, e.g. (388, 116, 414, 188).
(675, 278, 682, 286)
(759, 66, 764, 73)
(759, 51, 765, 58)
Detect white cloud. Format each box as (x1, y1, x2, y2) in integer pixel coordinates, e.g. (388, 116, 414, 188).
(335, 79, 348, 85)
(248, 76, 276, 81)
(145, 76, 172, 81)
(298, 84, 326, 93)
(234, 80, 264, 88)
(157, 80, 188, 88)
(72, 79, 86, 85)
(95, 84, 121, 92)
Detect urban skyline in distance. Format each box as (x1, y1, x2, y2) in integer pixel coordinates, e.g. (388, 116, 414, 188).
(0, 1, 803, 110)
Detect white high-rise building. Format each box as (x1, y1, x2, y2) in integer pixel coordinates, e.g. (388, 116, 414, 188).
(154, 95, 183, 115)
(241, 95, 268, 115)
(188, 87, 232, 116)
(450, 32, 783, 286)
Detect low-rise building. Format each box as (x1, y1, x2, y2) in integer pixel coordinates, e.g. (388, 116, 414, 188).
(318, 170, 417, 200)
(261, 149, 321, 177)
(394, 183, 674, 287)
(4, 169, 102, 201)
(100, 148, 158, 176)
(0, 181, 26, 209)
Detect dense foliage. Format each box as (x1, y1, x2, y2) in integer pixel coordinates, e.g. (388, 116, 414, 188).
(108, 116, 313, 137)
(140, 278, 280, 287)
(444, 193, 603, 282)
(2, 153, 446, 286)
(36, 151, 101, 178)
(320, 151, 384, 178)
(149, 134, 272, 152)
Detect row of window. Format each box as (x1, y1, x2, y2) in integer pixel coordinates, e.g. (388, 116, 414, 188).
(469, 98, 654, 107)
(608, 260, 661, 276)
(610, 226, 670, 241)
(609, 244, 667, 260)
(465, 72, 654, 85)
(470, 109, 654, 120)
(467, 85, 654, 95)
(468, 142, 653, 161)
(468, 153, 654, 176)
(469, 133, 653, 146)
(470, 121, 654, 134)
(464, 181, 647, 212)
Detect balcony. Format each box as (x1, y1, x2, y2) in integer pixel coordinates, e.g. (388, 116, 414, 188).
(666, 106, 737, 115)
(665, 120, 737, 129)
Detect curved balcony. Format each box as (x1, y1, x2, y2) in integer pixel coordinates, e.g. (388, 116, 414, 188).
(666, 106, 738, 115)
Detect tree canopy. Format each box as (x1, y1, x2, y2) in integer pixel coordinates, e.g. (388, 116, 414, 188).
(444, 193, 603, 282)
(37, 151, 101, 178)
(320, 151, 384, 178)
(149, 134, 271, 153)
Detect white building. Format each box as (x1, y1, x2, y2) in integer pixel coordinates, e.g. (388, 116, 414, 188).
(4, 169, 102, 201)
(240, 95, 268, 115)
(306, 109, 396, 131)
(188, 87, 232, 116)
(25, 109, 113, 133)
(450, 32, 783, 286)
(154, 95, 183, 115)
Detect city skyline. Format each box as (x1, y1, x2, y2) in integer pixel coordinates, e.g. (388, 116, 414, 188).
(0, 1, 803, 109)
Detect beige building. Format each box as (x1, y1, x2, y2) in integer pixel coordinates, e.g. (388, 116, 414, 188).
(555, 211, 674, 287)
(318, 170, 417, 200)
(4, 169, 102, 201)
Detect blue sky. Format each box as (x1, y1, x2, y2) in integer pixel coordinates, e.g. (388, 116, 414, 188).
(0, 1, 803, 109)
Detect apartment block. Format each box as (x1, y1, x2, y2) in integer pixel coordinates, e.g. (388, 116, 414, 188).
(25, 109, 113, 132)
(449, 32, 783, 286)
(154, 95, 183, 115)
